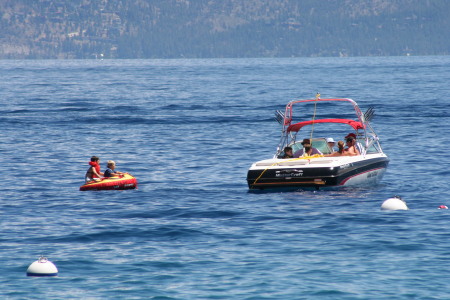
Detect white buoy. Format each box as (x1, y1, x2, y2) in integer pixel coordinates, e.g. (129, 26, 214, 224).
(26, 256, 58, 277)
(381, 196, 408, 211)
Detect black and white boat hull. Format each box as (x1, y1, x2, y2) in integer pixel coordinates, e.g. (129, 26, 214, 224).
(247, 154, 389, 190)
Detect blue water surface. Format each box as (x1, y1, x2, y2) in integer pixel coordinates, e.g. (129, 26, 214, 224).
(1, 56, 450, 299)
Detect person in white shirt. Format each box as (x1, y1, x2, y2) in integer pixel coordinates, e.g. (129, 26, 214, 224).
(326, 137, 336, 153)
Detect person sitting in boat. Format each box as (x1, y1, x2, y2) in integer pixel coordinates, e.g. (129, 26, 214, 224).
(281, 146, 294, 159)
(293, 139, 323, 158)
(85, 156, 103, 182)
(344, 133, 364, 153)
(104, 160, 125, 178)
(326, 141, 345, 157)
(344, 135, 361, 156)
(326, 137, 336, 153)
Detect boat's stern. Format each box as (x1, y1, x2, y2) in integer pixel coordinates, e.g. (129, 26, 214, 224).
(247, 154, 389, 190)
(247, 157, 339, 190)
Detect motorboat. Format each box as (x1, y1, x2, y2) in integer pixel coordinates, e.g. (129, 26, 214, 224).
(247, 96, 389, 190)
(80, 173, 138, 191)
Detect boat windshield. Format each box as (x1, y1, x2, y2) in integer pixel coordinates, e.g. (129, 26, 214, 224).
(290, 138, 332, 155)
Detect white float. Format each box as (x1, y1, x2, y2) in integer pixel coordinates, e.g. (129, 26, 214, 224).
(381, 196, 408, 211)
(26, 256, 58, 277)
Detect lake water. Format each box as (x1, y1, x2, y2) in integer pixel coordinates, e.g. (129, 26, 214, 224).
(1, 56, 450, 299)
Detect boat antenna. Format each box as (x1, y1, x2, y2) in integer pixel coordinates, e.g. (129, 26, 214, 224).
(310, 92, 320, 141)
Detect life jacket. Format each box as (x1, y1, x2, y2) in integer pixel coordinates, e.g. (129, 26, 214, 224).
(89, 161, 101, 178)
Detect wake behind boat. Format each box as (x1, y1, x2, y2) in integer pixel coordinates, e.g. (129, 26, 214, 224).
(247, 96, 389, 190)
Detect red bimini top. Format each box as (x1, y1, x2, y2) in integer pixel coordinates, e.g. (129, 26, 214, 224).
(287, 118, 364, 133)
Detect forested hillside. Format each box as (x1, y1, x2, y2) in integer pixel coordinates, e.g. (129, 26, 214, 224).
(0, 0, 449, 59)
